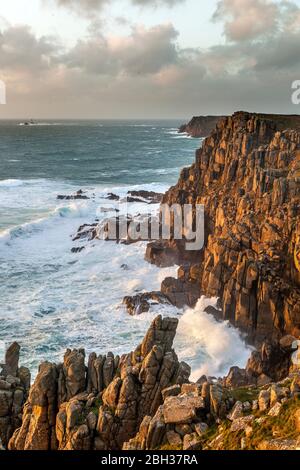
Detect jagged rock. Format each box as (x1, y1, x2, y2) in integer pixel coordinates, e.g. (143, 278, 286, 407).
(3, 343, 20, 377)
(227, 401, 243, 421)
(210, 384, 227, 418)
(225, 367, 252, 388)
(0, 344, 29, 448)
(163, 395, 205, 424)
(162, 384, 181, 400)
(257, 374, 272, 387)
(63, 349, 86, 402)
(123, 292, 170, 316)
(270, 384, 288, 406)
(10, 315, 190, 451)
(9, 362, 58, 450)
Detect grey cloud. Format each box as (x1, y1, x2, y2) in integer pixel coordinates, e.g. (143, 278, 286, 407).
(0, 25, 58, 70)
(51, 0, 184, 15)
(1, 2, 300, 119)
(64, 24, 179, 76)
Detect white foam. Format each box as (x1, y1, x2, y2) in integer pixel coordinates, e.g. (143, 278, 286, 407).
(0, 179, 24, 187)
(0, 178, 251, 380)
(175, 297, 252, 381)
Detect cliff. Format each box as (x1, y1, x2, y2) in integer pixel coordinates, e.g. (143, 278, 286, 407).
(147, 111, 300, 344)
(179, 115, 226, 137)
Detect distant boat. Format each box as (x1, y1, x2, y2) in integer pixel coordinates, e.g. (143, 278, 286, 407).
(19, 119, 38, 126)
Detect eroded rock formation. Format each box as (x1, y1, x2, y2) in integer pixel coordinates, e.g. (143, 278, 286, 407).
(8, 316, 190, 451)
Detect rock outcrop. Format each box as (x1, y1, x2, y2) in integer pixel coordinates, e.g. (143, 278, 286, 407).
(148, 112, 300, 345)
(9, 316, 190, 451)
(124, 366, 300, 451)
(179, 116, 226, 138)
(0, 343, 30, 448)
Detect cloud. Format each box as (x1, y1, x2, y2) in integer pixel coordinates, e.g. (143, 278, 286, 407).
(51, 0, 185, 16)
(0, 25, 58, 71)
(53, 0, 109, 14)
(64, 23, 179, 76)
(1, 1, 300, 118)
(213, 0, 279, 41)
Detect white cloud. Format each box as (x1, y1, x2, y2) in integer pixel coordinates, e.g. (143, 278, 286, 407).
(213, 0, 279, 41)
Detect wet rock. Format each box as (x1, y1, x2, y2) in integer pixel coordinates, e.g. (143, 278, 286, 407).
(123, 292, 170, 316)
(106, 193, 120, 201)
(127, 191, 163, 204)
(57, 190, 89, 200)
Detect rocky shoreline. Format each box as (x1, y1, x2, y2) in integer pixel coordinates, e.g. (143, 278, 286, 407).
(1, 111, 300, 451)
(1, 317, 299, 451)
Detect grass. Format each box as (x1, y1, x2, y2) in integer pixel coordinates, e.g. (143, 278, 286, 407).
(248, 396, 300, 450)
(199, 395, 300, 450)
(230, 387, 259, 403)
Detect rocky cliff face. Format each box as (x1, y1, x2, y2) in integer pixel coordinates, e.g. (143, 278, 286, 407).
(179, 116, 226, 138)
(148, 112, 300, 344)
(8, 316, 190, 451)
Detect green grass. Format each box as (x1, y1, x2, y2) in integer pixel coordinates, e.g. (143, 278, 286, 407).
(248, 396, 300, 450)
(230, 387, 259, 403)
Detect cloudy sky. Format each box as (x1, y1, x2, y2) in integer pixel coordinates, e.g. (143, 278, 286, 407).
(0, 0, 300, 118)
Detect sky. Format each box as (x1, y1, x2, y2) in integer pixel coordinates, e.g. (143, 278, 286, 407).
(0, 0, 300, 119)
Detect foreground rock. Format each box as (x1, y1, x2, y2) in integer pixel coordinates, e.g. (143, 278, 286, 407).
(0, 343, 30, 448)
(9, 316, 190, 450)
(148, 112, 300, 346)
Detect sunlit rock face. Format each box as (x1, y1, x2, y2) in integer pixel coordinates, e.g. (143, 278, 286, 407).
(148, 112, 300, 344)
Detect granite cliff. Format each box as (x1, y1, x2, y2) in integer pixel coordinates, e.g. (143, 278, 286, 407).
(146, 112, 300, 345)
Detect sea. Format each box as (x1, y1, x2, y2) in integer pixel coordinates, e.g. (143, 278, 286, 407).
(0, 119, 251, 380)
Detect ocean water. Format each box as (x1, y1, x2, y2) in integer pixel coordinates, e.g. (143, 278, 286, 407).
(0, 120, 251, 380)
